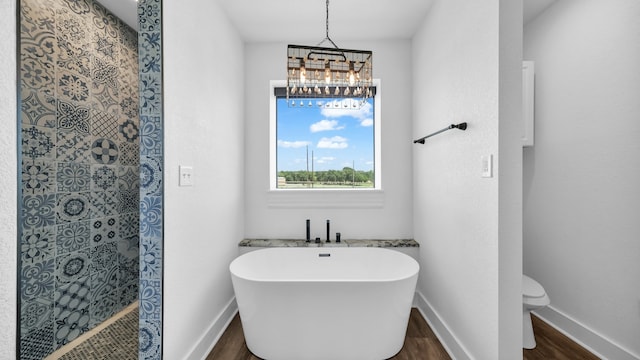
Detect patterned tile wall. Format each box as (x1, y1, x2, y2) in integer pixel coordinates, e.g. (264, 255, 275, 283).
(137, 0, 163, 358)
(19, 0, 140, 358)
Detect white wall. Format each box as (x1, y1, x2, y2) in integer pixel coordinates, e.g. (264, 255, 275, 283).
(412, 0, 522, 359)
(163, 1, 245, 358)
(244, 40, 413, 240)
(524, 1, 640, 358)
(0, 0, 17, 357)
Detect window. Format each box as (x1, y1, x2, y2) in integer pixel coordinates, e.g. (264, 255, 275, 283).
(270, 81, 381, 190)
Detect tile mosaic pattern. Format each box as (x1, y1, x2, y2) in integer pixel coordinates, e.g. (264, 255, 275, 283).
(138, 0, 163, 358)
(19, 0, 140, 358)
(58, 308, 138, 360)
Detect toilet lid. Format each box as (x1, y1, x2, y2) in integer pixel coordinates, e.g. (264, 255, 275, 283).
(523, 275, 546, 298)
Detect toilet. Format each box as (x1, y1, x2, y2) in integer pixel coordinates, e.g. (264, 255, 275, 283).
(522, 274, 550, 349)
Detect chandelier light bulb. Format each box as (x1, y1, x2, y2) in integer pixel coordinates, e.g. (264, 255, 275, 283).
(299, 60, 306, 84)
(348, 62, 355, 86)
(324, 62, 331, 84)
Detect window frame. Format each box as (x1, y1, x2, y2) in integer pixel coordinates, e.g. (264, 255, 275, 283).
(269, 79, 382, 192)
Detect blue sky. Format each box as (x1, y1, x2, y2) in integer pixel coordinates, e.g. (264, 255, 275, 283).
(277, 98, 374, 172)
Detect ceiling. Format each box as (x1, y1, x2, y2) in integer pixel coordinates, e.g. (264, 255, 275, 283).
(100, 0, 557, 41)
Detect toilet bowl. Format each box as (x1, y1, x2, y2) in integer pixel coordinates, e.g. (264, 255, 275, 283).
(523, 274, 550, 349)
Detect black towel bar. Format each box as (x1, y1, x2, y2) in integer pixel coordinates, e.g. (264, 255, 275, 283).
(413, 122, 467, 144)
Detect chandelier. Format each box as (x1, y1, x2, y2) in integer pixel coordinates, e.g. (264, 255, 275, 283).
(286, 0, 373, 109)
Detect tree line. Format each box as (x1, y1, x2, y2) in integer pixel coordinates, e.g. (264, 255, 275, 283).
(278, 167, 374, 184)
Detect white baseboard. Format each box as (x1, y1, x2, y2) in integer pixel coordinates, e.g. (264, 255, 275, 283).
(534, 306, 639, 360)
(183, 297, 238, 360)
(413, 291, 472, 360)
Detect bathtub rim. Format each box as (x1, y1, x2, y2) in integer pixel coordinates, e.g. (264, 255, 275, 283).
(229, 246, 420, 283)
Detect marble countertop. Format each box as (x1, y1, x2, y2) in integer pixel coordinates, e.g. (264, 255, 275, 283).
(239, 238, 419, 248)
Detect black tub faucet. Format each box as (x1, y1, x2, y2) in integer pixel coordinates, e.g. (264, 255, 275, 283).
(326, 219, 330, 242)
(306, 219, 311, 242)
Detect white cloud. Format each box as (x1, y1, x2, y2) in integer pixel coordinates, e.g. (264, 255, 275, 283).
(360, 118, 373, 127)
(278, 140, 311, 148)
(310, 119, 344, 133)
(316, 156, 336, 164)
(317, 136, 348, 149)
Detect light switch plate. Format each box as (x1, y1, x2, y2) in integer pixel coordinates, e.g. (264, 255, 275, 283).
(481, 155, 493, 178)
(179, 165, 194, 186)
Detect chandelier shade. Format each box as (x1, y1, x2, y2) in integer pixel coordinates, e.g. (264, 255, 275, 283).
(285, 1, 373, 109)
(287, 45, 373, 107)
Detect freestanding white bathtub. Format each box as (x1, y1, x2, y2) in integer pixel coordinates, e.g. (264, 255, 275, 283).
(230, 247, 419, 360)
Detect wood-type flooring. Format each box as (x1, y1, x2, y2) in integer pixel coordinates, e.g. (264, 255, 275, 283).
(207, 309, 599, 360)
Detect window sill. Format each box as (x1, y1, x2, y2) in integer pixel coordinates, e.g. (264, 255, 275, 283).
(267, 189, 385, 209)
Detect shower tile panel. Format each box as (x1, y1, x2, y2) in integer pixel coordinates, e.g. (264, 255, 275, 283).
(118, 213, 139, 238)
(21, 258, 55, 301)
(90, 242, 118, 272)
(90, 1, 119, 40)
(55, 7, 89, 44)
(139, 74, 161, 115)
(139, 31, 161, 74)
(20, 2, 56, 96)
(138, 0, 163, 357)
(20, 322, 54, 360)
(57, 162, 91, 192)
(56, 192, 91, 223)
(90, 216, 119, 244)
(22, 160, 57, 195)
(19, 0, 140, 355)
(117, 166, 139, 190)
(94, 33, 119, 63)
(56, 37, 92, 79)
(90, 289, 119, 327)
(140, 156, 162, 196)
(91, 138, 119, 164)
(56, 220, 91, 254)
(22, 193, 57, 229)
(139, 279, 161, 320)
(139, 318, 162, 358)
(139, 196, 162, 240)
(120, 257, 138, 285)
(57, 71, 91, 105)
(118, 119, 139, 143)
(22, 125, 56, 161)
(21, 297, 54, 335)
(139, 115, 162, 156)
(55, 249, 90, 284)
(21, 226, 56, 264)
(57, 100, 91, 135)
(56, 130, 93, 163)
(117, 189, 139, 214)
(91, 164, 118, 191)
(119, 281, 138, 307)
(54, 276, 91, 346)
(90, 190, 119, 218)
(139, 235, 161, 279)
(118, 142, 139, 166)
(91, 109, 119, 138)
(21, 88, 57, 128)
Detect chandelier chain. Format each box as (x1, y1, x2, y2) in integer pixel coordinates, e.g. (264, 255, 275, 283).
(326, 0, 330, 39)
(318, 0, 339, 49)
